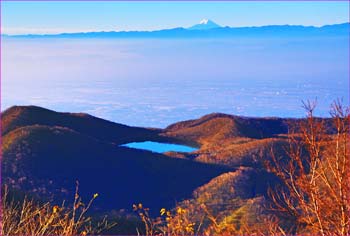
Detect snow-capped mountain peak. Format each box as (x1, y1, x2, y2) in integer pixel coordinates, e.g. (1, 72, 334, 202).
(188, 19, 221, 30)
(199, 19, 209, 24)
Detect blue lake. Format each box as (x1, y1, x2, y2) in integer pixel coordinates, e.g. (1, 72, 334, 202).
(122, 141, 198, 153)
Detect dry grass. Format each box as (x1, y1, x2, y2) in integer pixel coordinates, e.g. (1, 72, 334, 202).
(134, 100, 350, 236)
(133, 203, 200, 236)
(1, 183, 116, 236)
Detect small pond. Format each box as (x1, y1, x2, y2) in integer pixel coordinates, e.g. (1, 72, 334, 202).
(122, 141, 198, 153)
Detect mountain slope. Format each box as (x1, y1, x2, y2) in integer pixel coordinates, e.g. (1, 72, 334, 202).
(0, 105, 335, 219)
(195, 138, 289, 168)
(188, 19, 221, 30)
(163, 113, 292, 147)
(2, 123, 230, 213)
(173, 167, 278, 232)
(1, 105, 173, 145)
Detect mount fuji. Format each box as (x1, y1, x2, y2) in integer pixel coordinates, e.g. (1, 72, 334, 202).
(188, 19, 222, 30)
(3, 21, 348, 38)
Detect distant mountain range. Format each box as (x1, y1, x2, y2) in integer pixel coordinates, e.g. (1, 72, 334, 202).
(2, 20, 348, 38)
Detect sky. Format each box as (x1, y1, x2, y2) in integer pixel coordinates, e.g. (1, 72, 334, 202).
(1, 1, 349, 35)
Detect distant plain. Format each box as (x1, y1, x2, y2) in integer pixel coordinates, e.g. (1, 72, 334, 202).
(2, 30, 348, 127)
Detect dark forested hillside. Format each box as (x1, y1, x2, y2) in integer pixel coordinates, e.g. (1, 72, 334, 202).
(1, 105, 343, 235)
(1, 106, 230, 214)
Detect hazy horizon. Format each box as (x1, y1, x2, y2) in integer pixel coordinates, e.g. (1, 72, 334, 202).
(2, 2, 349, 128)
(2, 1, 348, 35)
(2, 21, 349, 36)
(2, 35, 348, 128)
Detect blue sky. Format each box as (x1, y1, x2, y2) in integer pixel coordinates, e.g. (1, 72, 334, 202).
(1, 1, 349, 34)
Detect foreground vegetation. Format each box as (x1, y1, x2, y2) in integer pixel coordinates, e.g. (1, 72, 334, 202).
(265, 100, 349, 235)
(1, 100, 349, 235)
(1, 183, 116, 236)
(132, 100, 350, 236)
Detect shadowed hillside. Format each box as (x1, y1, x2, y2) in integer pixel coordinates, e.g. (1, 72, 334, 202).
(1, 106, 231, 214)
(1, 105, 342, 235)
(2, 105, 174, 145)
